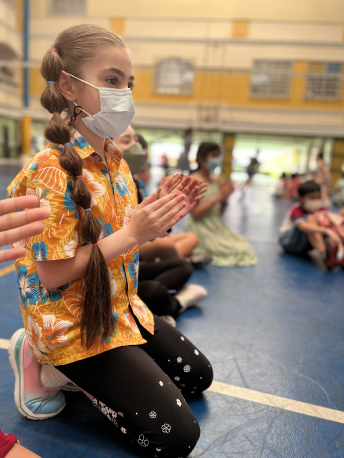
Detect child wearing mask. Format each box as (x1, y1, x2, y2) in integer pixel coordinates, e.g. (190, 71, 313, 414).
(185, 142, 257, 267)
(279, 180, 343, 269)
(7, 24, 212, 458)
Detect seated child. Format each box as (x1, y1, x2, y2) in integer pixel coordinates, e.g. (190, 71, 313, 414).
(279, 180, 344, 269)
(290, 173, 301, 200)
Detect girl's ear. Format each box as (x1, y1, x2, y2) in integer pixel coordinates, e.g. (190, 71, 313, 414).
(57, 71, 77, 102)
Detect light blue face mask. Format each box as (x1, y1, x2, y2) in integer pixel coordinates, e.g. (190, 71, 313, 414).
(205, 157, 221, 172)
(67, 73, 135, 139)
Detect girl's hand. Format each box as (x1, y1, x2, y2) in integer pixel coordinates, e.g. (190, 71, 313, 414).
(0, 196, 50, 263)
(219, 181, 234, 201)
(157, 174, 183, 199)
(159, 175, 207, 217)
(126, 192, 187, 245)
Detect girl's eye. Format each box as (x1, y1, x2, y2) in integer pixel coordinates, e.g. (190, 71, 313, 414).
(107, 77, 118, 85)
(128, 82, 134, 91)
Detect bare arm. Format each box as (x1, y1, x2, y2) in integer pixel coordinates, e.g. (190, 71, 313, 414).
(191, 195, 221, 220)
(297, 220, 329, 235)
(36, 192, 186, 289)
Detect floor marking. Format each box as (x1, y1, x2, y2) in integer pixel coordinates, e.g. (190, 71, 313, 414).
(0, 264, 15, 277)
(246, 235, 278, 243)
(209, 381, 344, 424)
(0, 338, 342, 424)
(0, 338, 10, 350)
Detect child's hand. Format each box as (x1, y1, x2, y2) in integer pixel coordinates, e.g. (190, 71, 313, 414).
(325, 228, 342, 247)
(0, 196, 50, 263)
(158, 175, 207, 218)
(126, 192, 186, 245)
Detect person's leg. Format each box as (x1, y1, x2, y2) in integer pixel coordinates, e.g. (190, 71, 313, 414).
(140, 315, 213, 398)
(139, 239, 179, 261)
(139, 258, 194, 290)
(57, 345, 200, 458)
(154, 260, 194, 291)
(306, 215, 326, 252)
(138, 280, 181, 317)
(169, 233, 199, 258)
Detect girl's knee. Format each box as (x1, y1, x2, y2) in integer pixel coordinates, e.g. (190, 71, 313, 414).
(168, 415, 200, 457)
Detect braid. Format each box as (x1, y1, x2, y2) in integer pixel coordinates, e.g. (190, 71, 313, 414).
(39, 26, 124, 349)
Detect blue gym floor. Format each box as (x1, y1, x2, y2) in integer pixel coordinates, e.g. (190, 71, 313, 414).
(1, 169, 344, 457)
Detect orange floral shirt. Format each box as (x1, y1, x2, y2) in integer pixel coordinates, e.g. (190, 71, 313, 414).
(7, 128, 154, 366)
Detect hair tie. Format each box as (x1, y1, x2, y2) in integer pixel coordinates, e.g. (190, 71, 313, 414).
(51, 47, 58, 53)
(47, 81, 55, 84)
(64, 143, 72, 147)
(92, 243, 98, 247)
(53, 112, 60, 115)
(75, 175, 83, 179)
(85, 208, 91, 212)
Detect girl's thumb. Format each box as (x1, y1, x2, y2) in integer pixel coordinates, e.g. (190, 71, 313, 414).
(137, 192, 157, 210)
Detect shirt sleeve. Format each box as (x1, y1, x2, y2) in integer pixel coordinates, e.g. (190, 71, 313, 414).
(13, 159, 80, 261)
(290, 206, 307, 226)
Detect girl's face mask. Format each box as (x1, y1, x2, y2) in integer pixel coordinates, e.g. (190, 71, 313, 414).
(303, 199, 322, 213)
(205, 157, 221, 172)
(67, 73, 135, 139)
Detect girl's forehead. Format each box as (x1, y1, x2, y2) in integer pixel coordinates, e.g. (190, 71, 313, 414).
(84, 46, 133, 76)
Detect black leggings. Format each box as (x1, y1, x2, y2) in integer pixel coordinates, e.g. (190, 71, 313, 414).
(138, 259, 194, 317)
(58, 315, 213, 458)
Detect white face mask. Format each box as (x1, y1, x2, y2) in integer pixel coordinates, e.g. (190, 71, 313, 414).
(67, 73, 135, 139)
(303, 199, 322, 213)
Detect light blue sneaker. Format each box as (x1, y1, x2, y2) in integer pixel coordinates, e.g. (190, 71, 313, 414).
(8, 329, 66, 420)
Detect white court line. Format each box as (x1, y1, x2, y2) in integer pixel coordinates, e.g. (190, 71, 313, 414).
(208, 381, 344, 424)
(0, 338, 10, 350)
(0, 339, 342, 424)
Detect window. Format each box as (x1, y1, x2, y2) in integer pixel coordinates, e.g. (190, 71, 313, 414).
(306, 62, 342, 100)
(154, 59, 194, 95)
(49, 0, 87, 15)
(251, 60, 291, 99)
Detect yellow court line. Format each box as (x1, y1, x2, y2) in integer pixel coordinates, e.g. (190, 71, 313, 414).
(209, 380, 344, 424)
(0, 338, 342, 424)
(0, 264, 15, 277)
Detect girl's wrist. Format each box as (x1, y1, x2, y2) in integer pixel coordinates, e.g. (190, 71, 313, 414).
(122, 224, 141, 247)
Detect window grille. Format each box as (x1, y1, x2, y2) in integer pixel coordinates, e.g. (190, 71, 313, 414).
(306, 62, 342, 100)
(154, 59, 194, 95)
(251, 60, 291, 99)
(49, 0, 87, 15)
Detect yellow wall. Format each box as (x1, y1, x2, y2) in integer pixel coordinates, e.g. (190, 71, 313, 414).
(131, 69, 344, 110)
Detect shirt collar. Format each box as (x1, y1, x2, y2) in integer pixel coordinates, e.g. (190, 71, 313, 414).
(49, 126, 123, 163)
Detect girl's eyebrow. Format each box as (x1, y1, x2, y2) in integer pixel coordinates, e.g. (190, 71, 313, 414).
(104, 68, 135, 81)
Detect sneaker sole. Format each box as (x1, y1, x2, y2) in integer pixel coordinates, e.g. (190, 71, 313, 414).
(8, 329, 65, 420)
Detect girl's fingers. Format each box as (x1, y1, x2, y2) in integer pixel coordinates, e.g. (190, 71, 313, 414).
(0, 222, 45, 248)
(0, 195, 40, 217)
(189, 196, 202, 211)
(0, 207, 50, 233)
(157, 177, 173, 198)
(175, 176, 192, 191)
(0, 247, 26, 264)
(137, 192, 157, 209)
(169, 175, 183, 193)
(154, 194, 185, 218)
(144, 191, 179, 213)
(159, 200, 187, 227)
(161, 203, 189, 230)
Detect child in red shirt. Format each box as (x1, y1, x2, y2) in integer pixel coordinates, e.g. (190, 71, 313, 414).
(279, 180, 343, 269)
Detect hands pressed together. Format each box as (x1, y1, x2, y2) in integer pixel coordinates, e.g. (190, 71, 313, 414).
(126, 174, 207, 245)
(0, 174, 206, 263)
